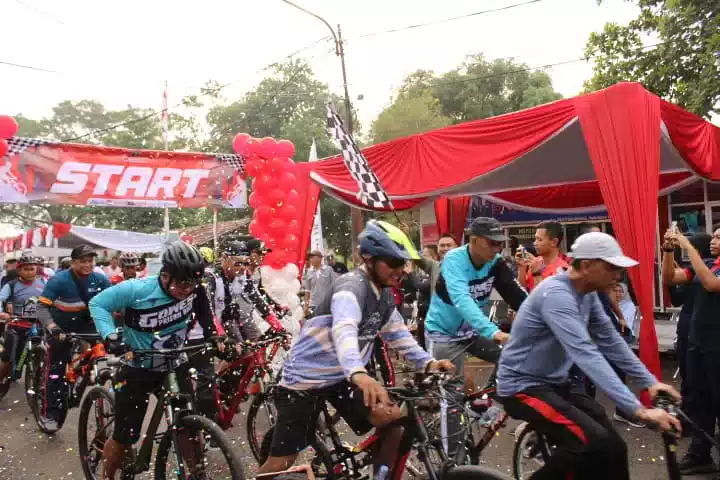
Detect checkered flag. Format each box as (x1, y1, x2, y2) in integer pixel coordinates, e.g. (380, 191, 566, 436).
(5, 137, 51, 157)
(326, 102, 393, 209)
(216, 154, 245, 175)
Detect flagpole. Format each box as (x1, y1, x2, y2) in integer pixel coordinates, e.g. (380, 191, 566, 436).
(162, 81, 170, 240)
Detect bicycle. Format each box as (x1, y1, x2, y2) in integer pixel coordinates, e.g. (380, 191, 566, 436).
(78, 341, 245, 480)
(214, 329, 291, 462)
(24, 329, 112, 434)
(0, 318, 39, 400)
(258, 373, 512, 480)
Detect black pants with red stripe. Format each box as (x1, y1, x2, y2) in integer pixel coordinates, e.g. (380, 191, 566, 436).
(500, 385, 629, 480)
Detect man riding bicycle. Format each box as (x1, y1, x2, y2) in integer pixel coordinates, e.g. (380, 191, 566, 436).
(0, 253, 46, 395)
(257, 220, 454, 476)
(497, 232, 680, 480)
(423, 217, 527, 458)
(89, 241, 223, 479)
(36, 244, 111, 425)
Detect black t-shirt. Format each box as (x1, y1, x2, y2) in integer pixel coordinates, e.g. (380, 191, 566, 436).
(1, 270, 19, 288)
(685, 259, 720, 352)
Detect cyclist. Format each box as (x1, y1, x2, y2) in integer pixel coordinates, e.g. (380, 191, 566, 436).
(36, 244, 110, 425)
(423, 217, 527, 458)
(89, 241, 223, 479)
(497, 232, 681, 480)
(0, 254, 45, 394)
(257, 220, 455, 476)
(118, 252, 140, 282)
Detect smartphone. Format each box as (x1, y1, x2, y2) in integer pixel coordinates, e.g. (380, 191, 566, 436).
(671, 221, 679, 234)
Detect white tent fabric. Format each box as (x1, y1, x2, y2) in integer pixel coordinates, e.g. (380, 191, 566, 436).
(68, 226, 167, 253)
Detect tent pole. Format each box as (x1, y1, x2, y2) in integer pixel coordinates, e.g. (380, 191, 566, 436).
(212, 208, 219, 252)
(656, 209, 664, 312)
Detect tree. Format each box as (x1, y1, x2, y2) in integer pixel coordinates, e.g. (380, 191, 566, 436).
(370, 91, 451, 143)
(585, 0, 720, 118)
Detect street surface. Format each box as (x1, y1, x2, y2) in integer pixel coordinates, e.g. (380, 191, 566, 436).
(0, 357, 715, 479)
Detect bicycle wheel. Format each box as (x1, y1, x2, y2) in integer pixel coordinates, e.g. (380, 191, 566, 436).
(25, 346, 64, 434)
(78, 386, 116, 480)
(247, 391, 277, 463)
(512, 423, 553, 480)
(154, 414, 245, 480)
(442, 465, 512, 480)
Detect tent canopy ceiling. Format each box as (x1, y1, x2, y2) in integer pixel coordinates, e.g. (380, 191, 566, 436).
(58, 226, 167, 253)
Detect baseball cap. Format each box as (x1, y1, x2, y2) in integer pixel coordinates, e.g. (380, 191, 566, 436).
(308, 250, 323, 258)
(71, 244, 98, 260)
(569, 232, 638, 268)
(247, 238, 272, 253)
(465, 217, 508, 242)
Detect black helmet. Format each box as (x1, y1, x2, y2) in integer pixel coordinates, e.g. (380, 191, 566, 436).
(224, 240, 251, 257)
(161, 242, 205, 281)
(17, 253, 38, 268)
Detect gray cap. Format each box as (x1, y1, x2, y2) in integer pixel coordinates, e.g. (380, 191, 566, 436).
(570, 232, 638, 268)
(465, 217, 507, 242)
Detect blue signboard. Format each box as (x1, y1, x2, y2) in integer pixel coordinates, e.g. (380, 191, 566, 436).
(467, 196, 608, 226)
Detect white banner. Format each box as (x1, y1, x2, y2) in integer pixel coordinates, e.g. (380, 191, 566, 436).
(309, 140, 325, 254)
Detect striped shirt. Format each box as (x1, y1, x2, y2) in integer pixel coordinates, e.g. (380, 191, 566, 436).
(281, 269, 432, 390)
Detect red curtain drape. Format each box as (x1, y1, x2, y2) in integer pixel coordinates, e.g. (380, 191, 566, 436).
(451, 197, 471, 243)
(291, 163, 321, 273)
(434, 197, 450, 236)
(574, 83, 662, 388)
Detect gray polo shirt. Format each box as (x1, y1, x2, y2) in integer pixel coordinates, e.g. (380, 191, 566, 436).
(303, 265, 337, 308)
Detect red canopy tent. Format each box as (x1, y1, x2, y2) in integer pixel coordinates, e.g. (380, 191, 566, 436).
(291, 82, 720, 380)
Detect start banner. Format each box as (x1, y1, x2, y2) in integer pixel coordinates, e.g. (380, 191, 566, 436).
(0, 137, 247, 208)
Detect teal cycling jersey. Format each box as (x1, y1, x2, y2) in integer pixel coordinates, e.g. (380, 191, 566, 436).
(425, 246, 526, 342)
(89, 276, 216, 367)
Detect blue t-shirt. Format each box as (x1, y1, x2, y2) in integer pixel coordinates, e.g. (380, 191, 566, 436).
(40, 270, 110, 330)
(89, 276, 216, 369)
(0, 278, 46, 319)
(425, 246, 526, 342)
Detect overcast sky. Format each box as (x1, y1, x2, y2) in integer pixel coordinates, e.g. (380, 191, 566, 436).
(1, 0, 641, 132)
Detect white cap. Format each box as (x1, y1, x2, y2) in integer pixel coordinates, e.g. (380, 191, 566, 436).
(569, 232, 638, 268)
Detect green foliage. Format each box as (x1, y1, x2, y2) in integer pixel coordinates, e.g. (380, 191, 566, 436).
(585, 0, 720, 117)
(370, 91, 451, 143)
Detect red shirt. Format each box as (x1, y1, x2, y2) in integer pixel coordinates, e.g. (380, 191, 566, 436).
(525, 256, 569, 291)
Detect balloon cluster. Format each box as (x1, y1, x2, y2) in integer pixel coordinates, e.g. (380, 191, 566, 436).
(232, 133, 299, 269)
(0, 116, 19, 158)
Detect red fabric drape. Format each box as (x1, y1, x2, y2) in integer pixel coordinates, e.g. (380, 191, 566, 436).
(660, 101, 720, 180)
(451, 197, 471, 243)
(574, 83, 662, 388)
(434, 197, 450, 235)
(292, 163, 321, 273)
(53, 222, 72, 239)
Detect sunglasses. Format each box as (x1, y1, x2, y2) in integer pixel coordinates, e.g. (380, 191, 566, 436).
(173, 279, 198, 289)
(377, 256, 406, 269)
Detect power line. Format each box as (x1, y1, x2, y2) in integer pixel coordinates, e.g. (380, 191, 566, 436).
(0, 59, 59, 73)
(14, 0, 65, 25)
(354, 0, 544, 39)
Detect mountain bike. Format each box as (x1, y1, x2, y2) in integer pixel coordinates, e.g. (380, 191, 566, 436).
(25, 330, 112, 434)
(0, 318, 38, 400)
(78, 341, 245, 480)
(258, 373, 512, 480)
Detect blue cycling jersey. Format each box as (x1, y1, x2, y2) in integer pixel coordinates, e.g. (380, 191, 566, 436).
(89, 276, 216, 368)
(424, 246, 526, 343)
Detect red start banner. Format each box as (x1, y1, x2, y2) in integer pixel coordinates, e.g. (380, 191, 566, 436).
(0, 138, 247, 208)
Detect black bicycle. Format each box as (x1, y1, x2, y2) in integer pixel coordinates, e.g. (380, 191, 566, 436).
(78, 341, 245, 480)
(259, 373, 512, 480)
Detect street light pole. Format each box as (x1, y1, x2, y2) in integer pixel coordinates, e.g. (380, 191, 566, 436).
(281, 0, 364, 258)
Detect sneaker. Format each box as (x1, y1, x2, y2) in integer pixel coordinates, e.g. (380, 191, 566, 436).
(678, 453, 717, 475)
(613, 411, 646, 428)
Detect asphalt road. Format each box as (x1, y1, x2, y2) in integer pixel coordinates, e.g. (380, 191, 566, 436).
(0, 357, 716, 479)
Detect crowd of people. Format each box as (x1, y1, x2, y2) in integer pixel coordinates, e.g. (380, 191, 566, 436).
(0, 215, 706, 479)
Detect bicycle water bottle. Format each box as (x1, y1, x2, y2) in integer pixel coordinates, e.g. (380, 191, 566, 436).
(479, 405, 502, 427)
(374, 465, 389, 480)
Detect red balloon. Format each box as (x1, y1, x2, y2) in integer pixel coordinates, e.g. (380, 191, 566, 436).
(265, 236, 279, 250)
(268, 218, 287, 235)
(232, 133, 251, 154)
(286, 219, 300, 235)
(270, 250, 288, 269)
(279, 203, 298, 220)
(284, 233, 299, 247)
(0, 116, 18, 139)
(268, 188, 286, 206)
(248, 192, 262, 209)
(259, 137, 278, 158)
(241, 138, 260, 158)
(255, 205, 273, 225)
(278, 171, 297, 190)
(276, 140, 296, 158)
(253, 174, 275, 196)
(248, 220, 264, 238)
(286, 189, 300, 205)
(244, 157, 263, 177)
(0, 139, 8, 158)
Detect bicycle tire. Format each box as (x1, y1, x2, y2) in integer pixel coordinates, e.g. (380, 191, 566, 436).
(96, 368, 114, 388)
(259, 426, 337, 480)
(442, 465, 512, 480)
(512, 424, 553, 480)
(26, 346, 65, 434)
(247, 392, 277, 463)
(78, 386, 116, 480)
(154, 414, 245, 480)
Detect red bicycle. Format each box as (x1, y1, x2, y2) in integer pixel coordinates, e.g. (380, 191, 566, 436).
(213, 329, 291, 461)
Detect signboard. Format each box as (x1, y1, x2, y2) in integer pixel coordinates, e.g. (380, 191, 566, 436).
(468, 196, 608, 226)
(1, 138, 246, 208)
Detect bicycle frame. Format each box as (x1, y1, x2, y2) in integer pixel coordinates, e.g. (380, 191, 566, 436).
(466, 389, 509, 458)
(215, 337, 284, 430)
(64, 335, 106, 408)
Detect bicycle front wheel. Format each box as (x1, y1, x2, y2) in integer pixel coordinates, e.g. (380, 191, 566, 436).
(512, 423, 553, 480)
(78, 386, 116, 480)
(25, 346, 64, 434)
(154, 414, 245, 480)
(247, 391, 277, 463)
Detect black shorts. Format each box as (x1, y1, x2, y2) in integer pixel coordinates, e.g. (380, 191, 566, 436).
(269, 381, 373, 457)
(113, 365, 194, 444)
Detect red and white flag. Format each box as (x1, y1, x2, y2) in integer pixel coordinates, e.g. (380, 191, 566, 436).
(161, 84, 169, 147)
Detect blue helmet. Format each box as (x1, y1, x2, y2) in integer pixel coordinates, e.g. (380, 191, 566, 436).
(359, 220, 420, 261)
